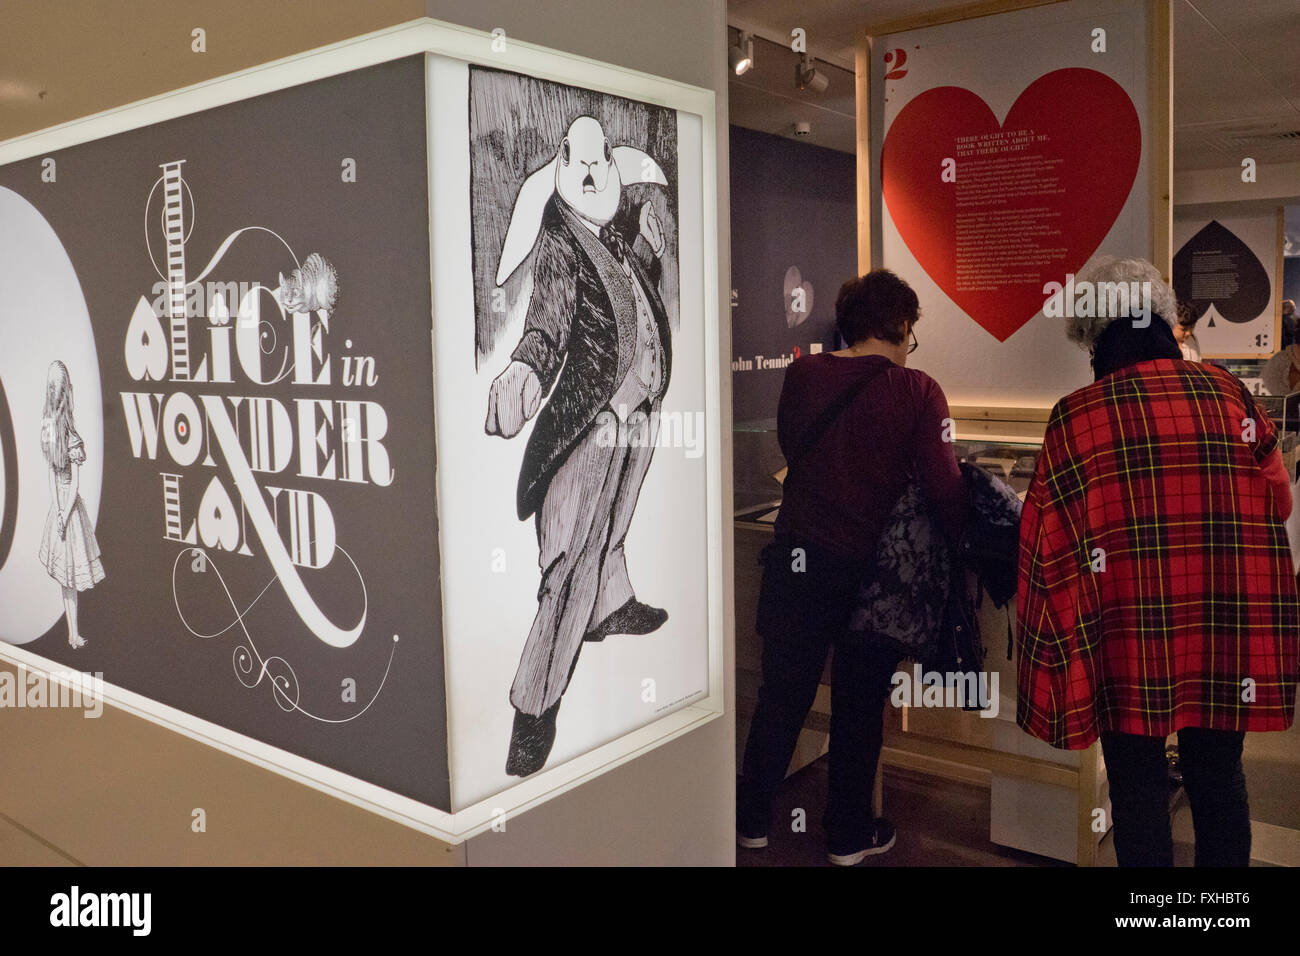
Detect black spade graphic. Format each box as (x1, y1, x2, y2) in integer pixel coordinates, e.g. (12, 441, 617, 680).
(1173, 220, 1271, 324)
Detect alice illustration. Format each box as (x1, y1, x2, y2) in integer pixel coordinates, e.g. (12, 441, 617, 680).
(38, 360, 104, 648)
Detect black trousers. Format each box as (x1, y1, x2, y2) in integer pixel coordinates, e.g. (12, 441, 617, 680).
(738, 538, 899, 846)
(1100, 727, 1251, 867)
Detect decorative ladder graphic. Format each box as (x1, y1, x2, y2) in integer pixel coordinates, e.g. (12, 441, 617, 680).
(161, 473, 190, 542)
(160, 160, 190, 382)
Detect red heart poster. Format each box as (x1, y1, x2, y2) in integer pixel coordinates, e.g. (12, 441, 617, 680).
(882, 68, 1140, 342)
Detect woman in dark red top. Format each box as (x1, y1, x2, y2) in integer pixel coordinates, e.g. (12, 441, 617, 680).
(738, 270, 966, 865)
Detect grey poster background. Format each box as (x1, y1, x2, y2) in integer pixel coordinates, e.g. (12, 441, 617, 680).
(0, 56, 451, 809)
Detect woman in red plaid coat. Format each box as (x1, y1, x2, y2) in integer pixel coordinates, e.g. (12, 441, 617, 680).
(1018, 256, 1299, 867)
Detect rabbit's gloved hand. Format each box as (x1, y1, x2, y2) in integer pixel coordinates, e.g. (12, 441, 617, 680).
(486, 360, 543, 438)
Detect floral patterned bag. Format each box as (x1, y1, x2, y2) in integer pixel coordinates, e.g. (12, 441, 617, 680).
(847, 480, 955, 664)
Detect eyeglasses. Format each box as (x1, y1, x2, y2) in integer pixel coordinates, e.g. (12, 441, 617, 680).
(907, 326, 919, 354)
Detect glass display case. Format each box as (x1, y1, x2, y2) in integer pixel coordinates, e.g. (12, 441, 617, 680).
(732, 418, 784, 519)
(732, 414, 1045, 524)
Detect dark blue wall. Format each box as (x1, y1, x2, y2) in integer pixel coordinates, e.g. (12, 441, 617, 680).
(729, 125, 857, 423)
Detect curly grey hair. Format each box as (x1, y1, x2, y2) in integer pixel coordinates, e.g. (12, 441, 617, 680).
(1063, 255, 1178, 350)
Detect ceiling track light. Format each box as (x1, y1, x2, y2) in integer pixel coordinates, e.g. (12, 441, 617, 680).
(730, 31, 754, 76)
(796, 53, 828, 94)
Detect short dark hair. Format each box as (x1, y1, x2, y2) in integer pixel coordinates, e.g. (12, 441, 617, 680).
(835, 270, 919, 346)
(1175, 299, 1198, 329)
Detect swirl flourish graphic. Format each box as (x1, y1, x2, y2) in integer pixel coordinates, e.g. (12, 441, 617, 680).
(171, 546, 395, 723)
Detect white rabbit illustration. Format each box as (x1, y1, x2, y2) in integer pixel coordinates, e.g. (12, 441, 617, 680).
(481, 114, 676, 778)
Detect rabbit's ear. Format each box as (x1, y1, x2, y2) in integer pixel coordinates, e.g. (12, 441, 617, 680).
(496, 156, 558, 286)
(278, 272, 287, 287)
(612, 146, 667, 187)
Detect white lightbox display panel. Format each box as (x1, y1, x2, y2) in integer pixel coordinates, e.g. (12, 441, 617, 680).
(428, 51, 718, 811)
(0, 19, 724, 842)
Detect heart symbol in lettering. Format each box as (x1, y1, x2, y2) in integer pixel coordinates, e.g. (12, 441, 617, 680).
(882, 68, 1140, 342)
(1173, 220, 1271, 325)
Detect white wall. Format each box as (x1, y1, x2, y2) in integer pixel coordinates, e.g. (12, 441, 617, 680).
(1175, 161, 1300, 208)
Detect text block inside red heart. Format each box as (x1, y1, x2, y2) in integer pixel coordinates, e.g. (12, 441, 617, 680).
(882, 68, 1141, 342)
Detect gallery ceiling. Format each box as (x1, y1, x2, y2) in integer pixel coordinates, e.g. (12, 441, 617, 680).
(727, 0, 1300, 178)
(0, 0, 426, 141)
